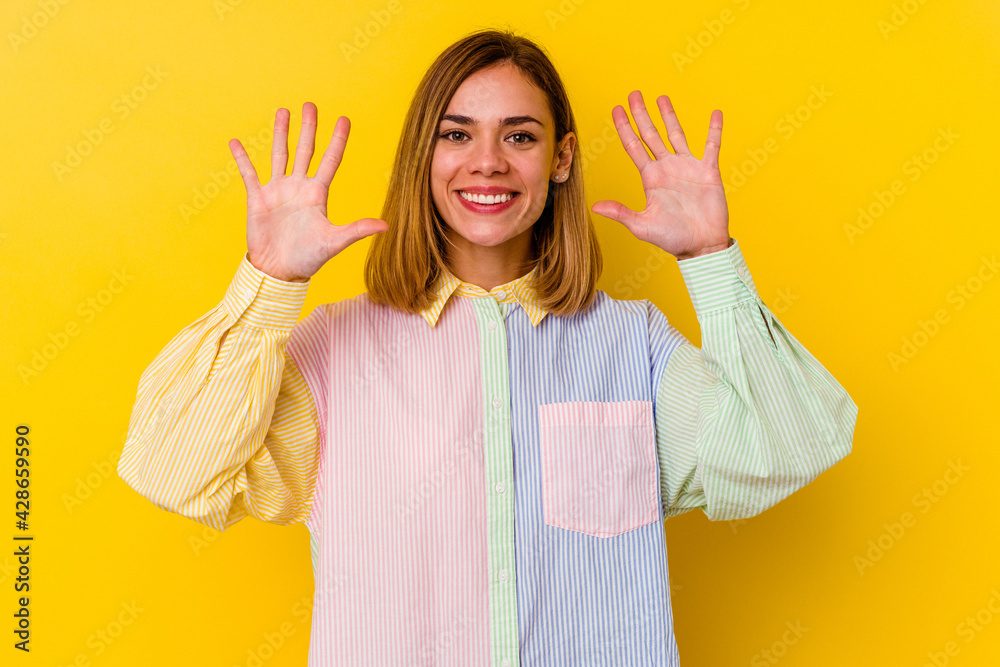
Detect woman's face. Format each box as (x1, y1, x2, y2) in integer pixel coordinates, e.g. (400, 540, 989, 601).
(430, 64, 573, 258)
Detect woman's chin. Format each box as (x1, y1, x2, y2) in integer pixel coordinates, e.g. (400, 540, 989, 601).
(448, 223, 530, 249)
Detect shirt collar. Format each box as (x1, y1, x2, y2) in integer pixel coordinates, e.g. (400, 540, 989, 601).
(419, 264, 548, 328)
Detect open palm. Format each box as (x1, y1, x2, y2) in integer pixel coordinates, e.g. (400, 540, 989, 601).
(591, 92, 731, 260)
(229, 102, 388, 282)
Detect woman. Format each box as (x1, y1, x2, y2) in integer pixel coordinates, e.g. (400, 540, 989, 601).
(119, 28, 857, 666)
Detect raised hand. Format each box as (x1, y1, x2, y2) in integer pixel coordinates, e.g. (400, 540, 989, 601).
(228, 102, 389, 282)
(591, 92, 731, 260)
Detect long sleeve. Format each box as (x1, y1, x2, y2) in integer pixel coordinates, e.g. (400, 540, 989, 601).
(117, 254, 321, 531)
(654, 240, 857, 521)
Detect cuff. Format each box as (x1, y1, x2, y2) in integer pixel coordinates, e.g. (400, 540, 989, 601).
(222, 253, 310, 331)
(676, 239, 759, 314)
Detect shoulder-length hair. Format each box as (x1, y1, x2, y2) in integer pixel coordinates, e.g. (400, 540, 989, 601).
(364, 28, 602, 318)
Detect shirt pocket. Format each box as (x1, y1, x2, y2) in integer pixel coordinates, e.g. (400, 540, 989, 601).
(538, 400, 660, 538)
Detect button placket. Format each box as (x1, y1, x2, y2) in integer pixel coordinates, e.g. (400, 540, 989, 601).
(471, 296, 520, 667)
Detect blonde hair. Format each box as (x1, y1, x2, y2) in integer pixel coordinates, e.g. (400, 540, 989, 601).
(364, 28, 602, 317)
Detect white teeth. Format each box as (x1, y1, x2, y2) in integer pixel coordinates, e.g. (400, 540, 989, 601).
(459, 191, 515, 205)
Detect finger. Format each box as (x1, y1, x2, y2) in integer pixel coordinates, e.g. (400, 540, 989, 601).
(590, 199, 641, 235)
(292, 102, 318, 177)
(611, 105, 652, 171)
(656, 96, 692, 157)
(628, 91, 670, 159)
(314, 116, 351, 189)
(325, 217, 390, 259)
(271, 107, 290, 181)
(703, 109, 723, 168)
(228, 138, 261, 197)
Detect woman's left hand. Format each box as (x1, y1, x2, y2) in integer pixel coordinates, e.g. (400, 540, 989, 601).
(591, 92, 731, 260)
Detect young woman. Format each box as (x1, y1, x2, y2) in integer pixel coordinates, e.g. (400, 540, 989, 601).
(119, 29, 857, 666)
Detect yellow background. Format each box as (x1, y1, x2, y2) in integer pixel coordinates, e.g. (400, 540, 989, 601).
(3, 0, 998, 665)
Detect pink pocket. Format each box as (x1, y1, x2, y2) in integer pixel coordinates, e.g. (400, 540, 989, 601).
(538, 400, 660, 538)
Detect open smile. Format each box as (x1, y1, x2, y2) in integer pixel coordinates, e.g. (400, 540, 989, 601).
(456, 190, 520, 213)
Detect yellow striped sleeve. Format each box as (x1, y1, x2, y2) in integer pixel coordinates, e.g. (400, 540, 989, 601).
(118, 254, 321, 531)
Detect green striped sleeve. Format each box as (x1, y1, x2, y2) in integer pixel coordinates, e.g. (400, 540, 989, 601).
(655, 240, 857, 521)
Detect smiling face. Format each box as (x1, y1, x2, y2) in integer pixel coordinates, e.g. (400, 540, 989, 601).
(430, 63, 574, 277)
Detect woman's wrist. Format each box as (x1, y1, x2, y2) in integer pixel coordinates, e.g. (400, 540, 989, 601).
(675, 238, 733, 261)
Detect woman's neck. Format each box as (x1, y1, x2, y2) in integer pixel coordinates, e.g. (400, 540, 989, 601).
(444, 229, 535, 291)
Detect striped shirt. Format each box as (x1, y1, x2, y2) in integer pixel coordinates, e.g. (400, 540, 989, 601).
(118, 239, 857, 666)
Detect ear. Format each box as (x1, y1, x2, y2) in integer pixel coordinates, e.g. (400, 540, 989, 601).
(552, 131, 576, 175)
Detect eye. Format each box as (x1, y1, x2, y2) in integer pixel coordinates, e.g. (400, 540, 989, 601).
(509, 132, 535, 145)
(440, 129, 467, 142)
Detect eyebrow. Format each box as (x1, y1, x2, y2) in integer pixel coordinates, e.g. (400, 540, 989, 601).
(440, 114, 544, 128)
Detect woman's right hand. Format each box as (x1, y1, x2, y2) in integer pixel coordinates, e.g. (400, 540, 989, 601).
(228, 102, 389, 283)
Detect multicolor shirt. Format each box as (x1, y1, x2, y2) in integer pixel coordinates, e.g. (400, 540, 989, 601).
(118, 239, 857, 666)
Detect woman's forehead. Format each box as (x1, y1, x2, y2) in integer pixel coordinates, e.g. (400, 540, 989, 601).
(444, 65, 551, 123)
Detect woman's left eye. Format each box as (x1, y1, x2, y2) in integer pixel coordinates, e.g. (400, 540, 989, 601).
(439, 130, 534, 144)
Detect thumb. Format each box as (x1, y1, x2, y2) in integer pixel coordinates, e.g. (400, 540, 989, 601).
(348, 217, 391, 242)
(591, 200, 640, 234)
(324, 218, 390, 259)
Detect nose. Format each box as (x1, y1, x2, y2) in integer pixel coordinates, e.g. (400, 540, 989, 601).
(466, 136, 509, 176)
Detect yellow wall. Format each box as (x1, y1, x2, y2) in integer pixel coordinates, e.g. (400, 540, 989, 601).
(3, 0, 998, 665)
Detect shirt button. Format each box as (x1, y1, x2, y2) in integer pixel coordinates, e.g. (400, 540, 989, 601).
(502, 660, 511, 667)
(487, 320, 497, 330)
(494, 482, 505, 494)
(738, 267, 749, 279)
(495, 289, 507, 300)
(492, 396, 503, 409)
(498, 569, 508, 582)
